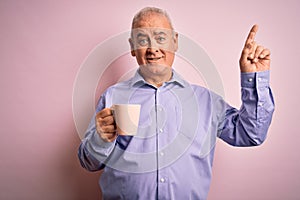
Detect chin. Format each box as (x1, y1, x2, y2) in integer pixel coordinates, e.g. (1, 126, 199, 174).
(143, 63, 171, 74)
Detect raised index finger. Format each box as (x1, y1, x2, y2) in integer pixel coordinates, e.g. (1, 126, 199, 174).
(244, 24, 259, 47)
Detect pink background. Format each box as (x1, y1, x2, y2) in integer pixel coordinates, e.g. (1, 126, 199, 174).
(1, 0, 299, 199)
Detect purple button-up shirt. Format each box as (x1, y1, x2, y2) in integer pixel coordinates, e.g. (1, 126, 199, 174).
(78, 70, 274, 200)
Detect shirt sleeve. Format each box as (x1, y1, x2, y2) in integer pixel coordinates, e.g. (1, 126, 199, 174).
(218, 70, 275, 146)
(78, 93, 116, 171)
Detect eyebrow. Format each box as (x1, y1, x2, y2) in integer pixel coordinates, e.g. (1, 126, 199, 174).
(136, 33, 148, 38)
(135, 31, 168, 38)
(153, 31, 167, 36)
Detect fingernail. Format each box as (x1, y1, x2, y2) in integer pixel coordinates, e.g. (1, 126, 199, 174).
(259, 54, 264, 58)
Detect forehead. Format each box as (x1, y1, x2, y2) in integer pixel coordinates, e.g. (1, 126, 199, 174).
(133, 12, 172, 30)
(132, 27, 173, 37)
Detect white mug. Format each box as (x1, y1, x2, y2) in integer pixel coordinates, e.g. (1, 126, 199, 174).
(111, 104, 141, 136)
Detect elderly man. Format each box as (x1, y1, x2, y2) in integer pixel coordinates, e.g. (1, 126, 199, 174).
(78, 7, 274, 200)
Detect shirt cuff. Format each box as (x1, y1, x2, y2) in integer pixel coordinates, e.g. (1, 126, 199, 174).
(90, 130, 116, 149)
(241, 70, 270, 88)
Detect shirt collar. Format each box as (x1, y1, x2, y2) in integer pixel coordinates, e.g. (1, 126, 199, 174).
(130, 69, 189, 88)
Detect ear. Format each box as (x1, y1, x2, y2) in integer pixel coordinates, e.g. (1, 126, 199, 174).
(173, 32, 179, 52)
(128, 38, 136, 57)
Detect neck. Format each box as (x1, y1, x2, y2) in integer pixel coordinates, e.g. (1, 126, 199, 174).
(139, 68, 172, 88)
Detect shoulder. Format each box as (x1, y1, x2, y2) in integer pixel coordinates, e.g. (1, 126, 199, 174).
(189, 84, 225, 104)
(103, 78, 133, 95)
(190, 84, 217, 96)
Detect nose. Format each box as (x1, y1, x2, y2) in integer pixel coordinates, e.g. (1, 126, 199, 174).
(147, 48, 159, 53)
(147, 39, 159, 53)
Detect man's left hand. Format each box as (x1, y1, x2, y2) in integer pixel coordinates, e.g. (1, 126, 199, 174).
(239, 24, 271, 72)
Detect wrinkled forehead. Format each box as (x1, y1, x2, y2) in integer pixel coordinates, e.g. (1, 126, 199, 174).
(131, 27, 174, 38)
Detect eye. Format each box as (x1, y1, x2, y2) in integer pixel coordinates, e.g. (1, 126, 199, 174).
(138, 39, 148, 46)
(156, 36, 166, 43)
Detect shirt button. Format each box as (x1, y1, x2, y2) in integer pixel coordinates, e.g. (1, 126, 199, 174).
(160, 178, 165, 183)
(258, 102, 263, 107)
(258, 77, 262, 82)
(248, 78, 253, 82)
(160, 152, 164, 156)
(159, 128, 163, 133)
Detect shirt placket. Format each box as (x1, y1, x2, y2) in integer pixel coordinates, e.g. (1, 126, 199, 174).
(155, 87, 169, 200)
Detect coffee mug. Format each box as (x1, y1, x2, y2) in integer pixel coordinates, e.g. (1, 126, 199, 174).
(111, 104, 141, 136)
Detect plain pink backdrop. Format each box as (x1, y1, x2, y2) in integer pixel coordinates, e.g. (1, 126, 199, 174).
(1, 0, 299, 199)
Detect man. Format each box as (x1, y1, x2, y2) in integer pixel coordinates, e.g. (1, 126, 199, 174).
(78, 7, 274, 200)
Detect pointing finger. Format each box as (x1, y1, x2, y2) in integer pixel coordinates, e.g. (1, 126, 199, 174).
(248, 42, 257, 60)
(244, 24, 259, 48)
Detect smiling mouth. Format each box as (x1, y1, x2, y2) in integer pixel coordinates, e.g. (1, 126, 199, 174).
(147, 57, 162, 62)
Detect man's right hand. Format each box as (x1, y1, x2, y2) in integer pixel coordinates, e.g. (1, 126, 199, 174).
(95, 108, 117, 142)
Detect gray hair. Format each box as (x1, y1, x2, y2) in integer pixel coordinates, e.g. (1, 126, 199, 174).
(131, 7, 174, 30)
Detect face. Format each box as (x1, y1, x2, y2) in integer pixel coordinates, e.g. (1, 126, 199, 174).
(129, 13, 178, 77)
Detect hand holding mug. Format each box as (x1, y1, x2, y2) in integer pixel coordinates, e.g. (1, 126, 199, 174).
(95, 108, 117, 142)
(95, 104, 141, 142)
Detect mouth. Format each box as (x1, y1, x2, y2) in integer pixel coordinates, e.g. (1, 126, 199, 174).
(146, 57, 162, 62)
